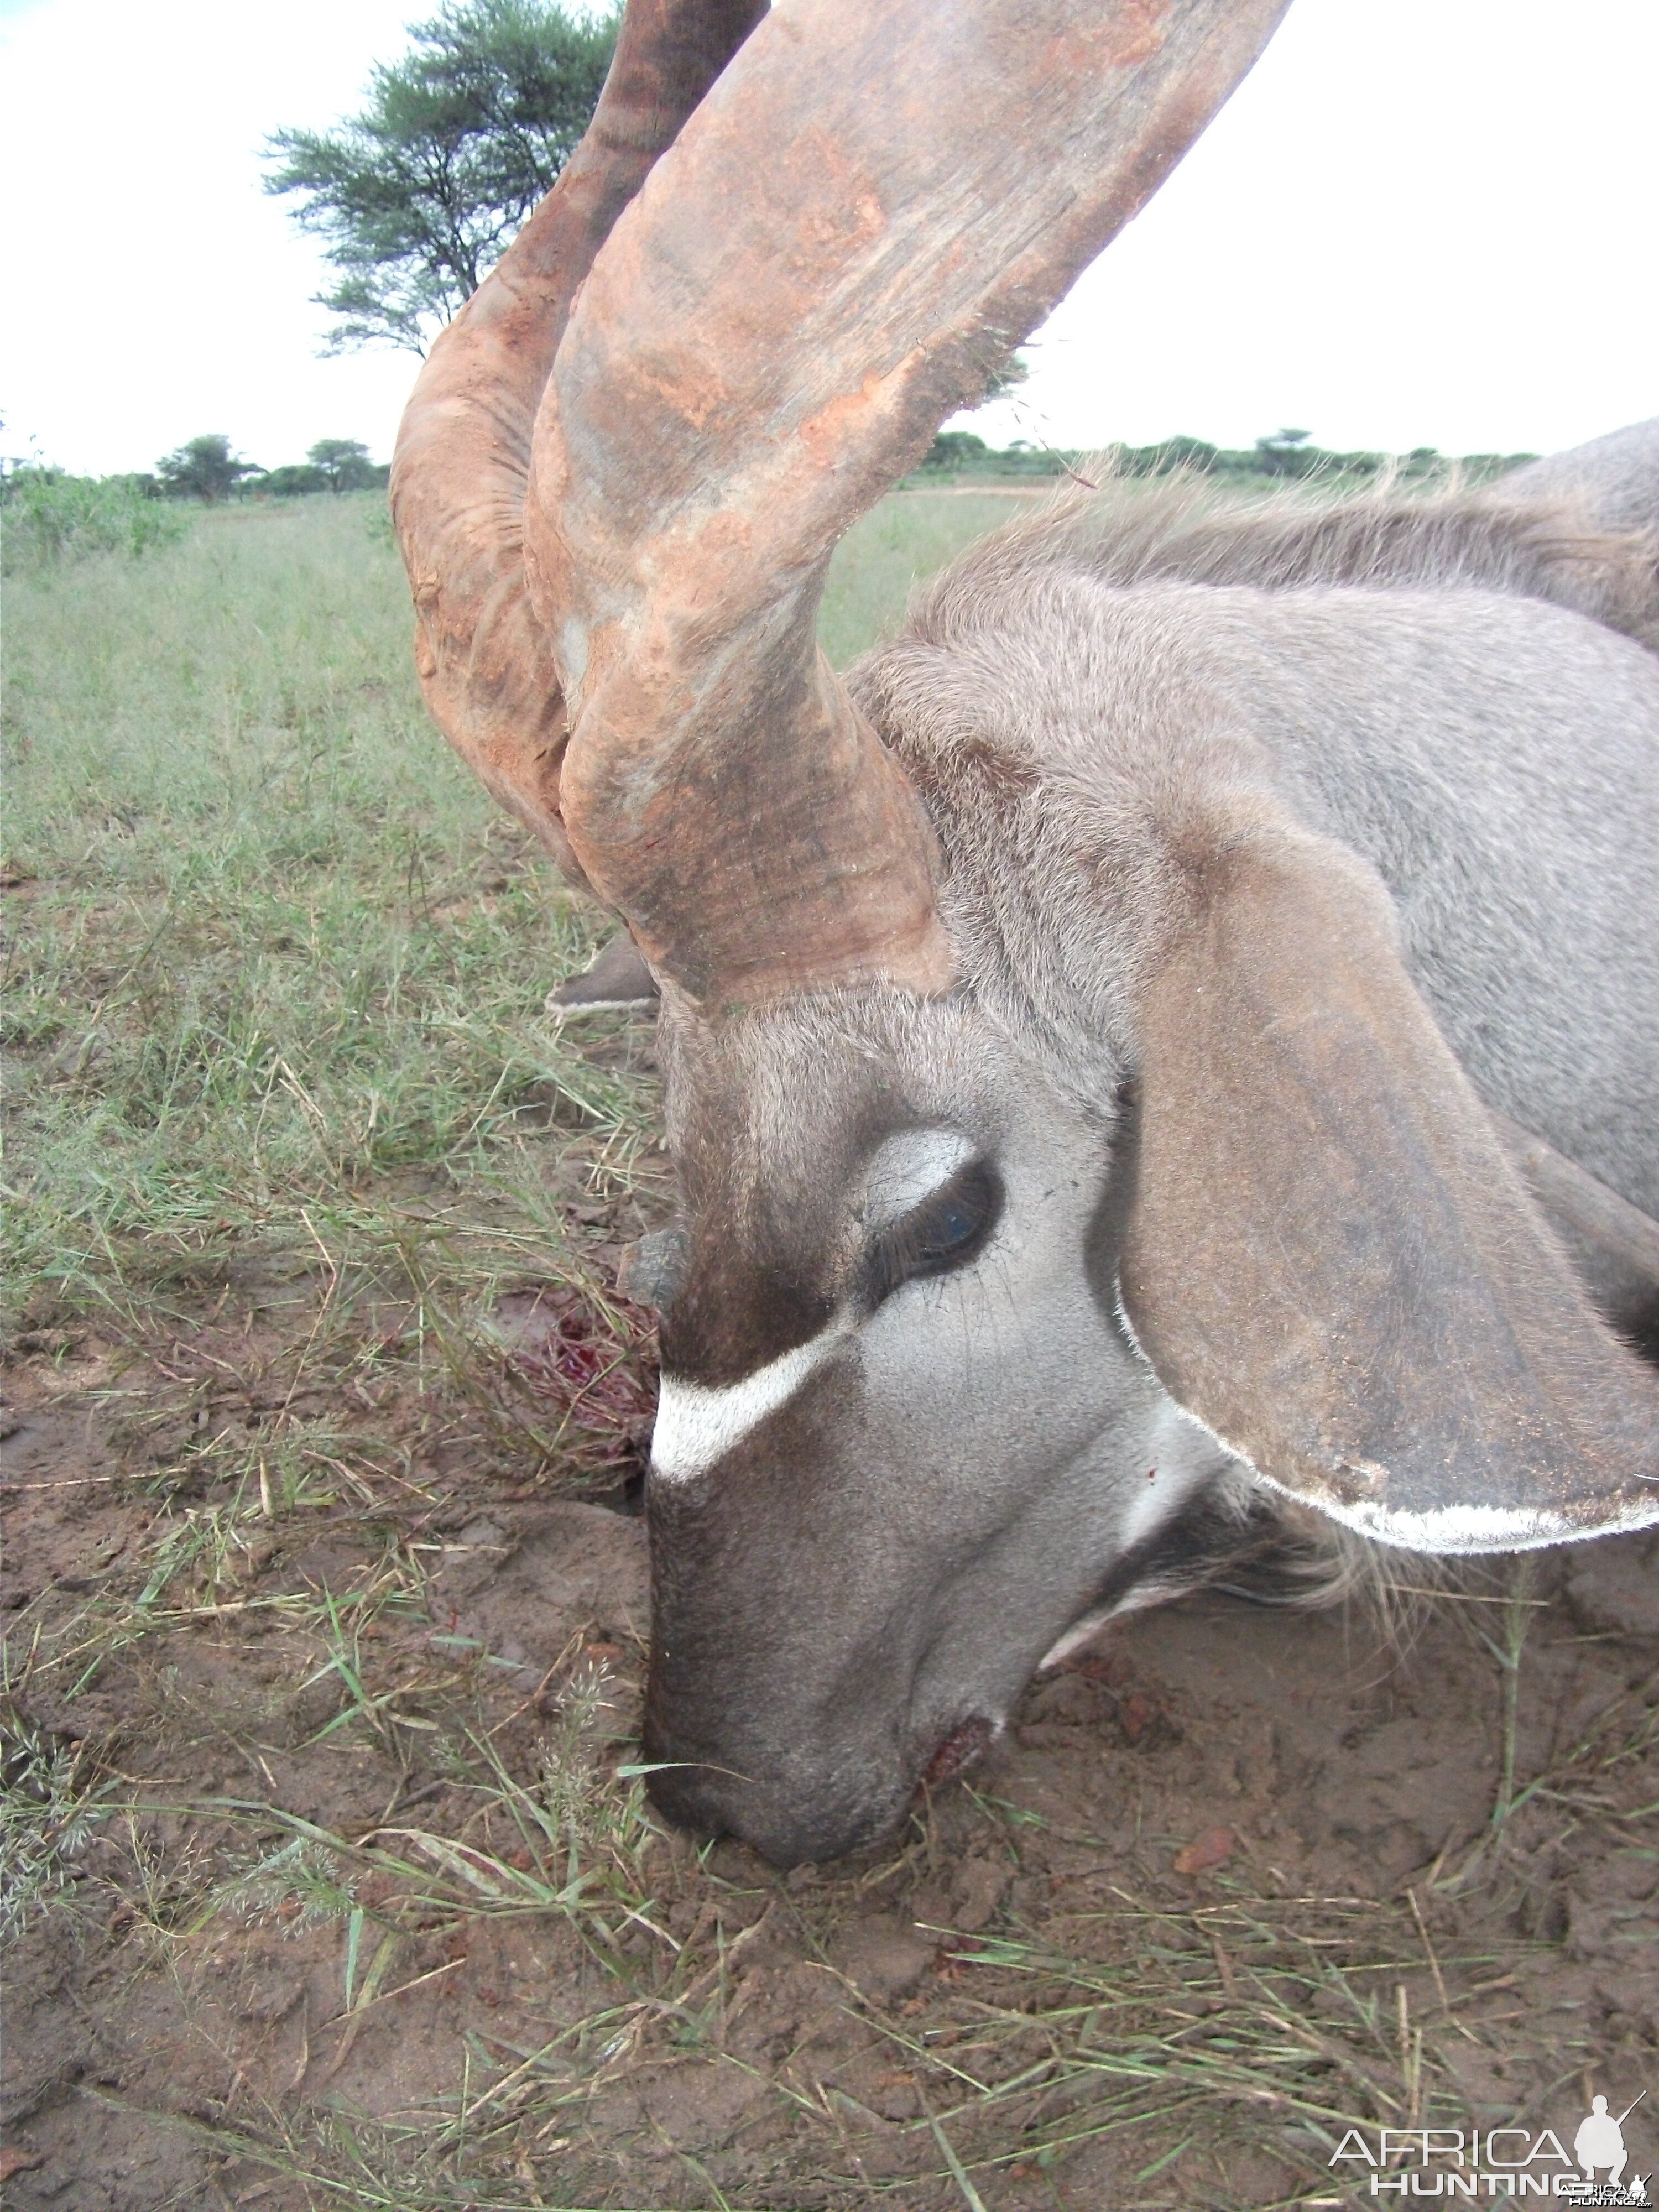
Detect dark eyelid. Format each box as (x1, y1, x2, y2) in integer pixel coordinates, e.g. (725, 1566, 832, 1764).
(863, 1158, 1003, 1310)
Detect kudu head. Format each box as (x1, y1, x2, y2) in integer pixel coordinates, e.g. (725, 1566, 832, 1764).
(395, 0, 1659, 1865)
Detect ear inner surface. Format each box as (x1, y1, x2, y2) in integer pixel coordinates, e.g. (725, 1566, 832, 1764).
(1118, 822, 1659, 1553)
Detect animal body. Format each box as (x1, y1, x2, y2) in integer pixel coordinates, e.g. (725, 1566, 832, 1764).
(393, 0, 1659, 1866)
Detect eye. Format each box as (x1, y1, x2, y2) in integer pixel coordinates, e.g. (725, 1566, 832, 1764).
(863, 1158, 1004, 1310)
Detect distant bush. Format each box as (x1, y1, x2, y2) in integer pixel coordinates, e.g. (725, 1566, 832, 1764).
(992, 445, 1072, 477)
(1120, 436, 1536, 484)
(0, 468, 186, 574)
(260, 464, 331, 498)
(305, 437, 385, 493)
(156, 434, 263, 504)
(921, 431, 992, 473)
(256, 446, 391, 500)
(920, 432, 1068, 478)
(909, 431, 1540, 488)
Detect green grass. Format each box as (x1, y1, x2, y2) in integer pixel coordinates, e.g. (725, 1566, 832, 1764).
(1, 488, 1021, 1344)
(3, 498, 578, 1324)
(0, 1713, 114, 1939)
(0, 469, 187, 573)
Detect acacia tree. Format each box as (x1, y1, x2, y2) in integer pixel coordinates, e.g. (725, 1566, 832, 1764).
(307, 437, 377, 491)
(1254, 426, 1314, 477)
(156, 435, 262, 504)
(265, 0, 617, 354)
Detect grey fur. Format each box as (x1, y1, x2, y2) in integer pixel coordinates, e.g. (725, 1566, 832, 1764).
(1490, 419, 1659, 537)
(862, 467, 1659, 1208)
(639, 428, 1659, 1864)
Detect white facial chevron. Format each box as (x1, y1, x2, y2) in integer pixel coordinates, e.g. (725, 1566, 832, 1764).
(650, 1128, 980, 1487)
(650, 1322, 852, 1485)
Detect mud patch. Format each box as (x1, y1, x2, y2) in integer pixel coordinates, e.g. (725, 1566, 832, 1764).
(425, 1500, 650, 1681)
(3, 1381, 1657, 2210)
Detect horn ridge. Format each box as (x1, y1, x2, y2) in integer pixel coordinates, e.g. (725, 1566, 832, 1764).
(526, 0, 1293, 1004)
(390, 0, 769, 878)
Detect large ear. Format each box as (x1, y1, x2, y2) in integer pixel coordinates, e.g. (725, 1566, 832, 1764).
(1117, 814, 1659, 1553)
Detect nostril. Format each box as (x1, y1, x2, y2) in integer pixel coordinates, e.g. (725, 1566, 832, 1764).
(922, 1715, 993, 1788)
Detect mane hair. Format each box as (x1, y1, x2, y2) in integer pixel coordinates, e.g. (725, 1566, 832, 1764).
(1218, 1491, 1457, 1635)
(901, 466, 1659, 656)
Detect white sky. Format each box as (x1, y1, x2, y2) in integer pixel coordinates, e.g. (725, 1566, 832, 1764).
(1, 0, 1654, 478)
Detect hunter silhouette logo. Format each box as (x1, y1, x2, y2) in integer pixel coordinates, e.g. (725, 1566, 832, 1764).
(1328, 2091, 1650, 2199)
(1572, 2095, 1648, 2205)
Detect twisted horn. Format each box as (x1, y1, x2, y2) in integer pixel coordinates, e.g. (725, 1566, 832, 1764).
(391, 0, 768, 883)
(397, 0, 1291, 1005)
(525, 0, 1292, 1004)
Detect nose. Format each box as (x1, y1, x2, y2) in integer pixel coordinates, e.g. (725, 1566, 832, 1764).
(643, 1757, 861, 1867)
(641, 1703, 895, 1867)
(641, 1744, 737, 1841)
(641, 1479, 917, 1863)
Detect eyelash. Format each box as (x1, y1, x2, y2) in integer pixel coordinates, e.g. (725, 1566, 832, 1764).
(863, 1159, 1004, 1310)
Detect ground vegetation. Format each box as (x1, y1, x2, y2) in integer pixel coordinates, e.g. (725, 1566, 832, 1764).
(0, 469, 183, 573)
(1, 490, 1653, 2209)
(916, 429, 1540, 486)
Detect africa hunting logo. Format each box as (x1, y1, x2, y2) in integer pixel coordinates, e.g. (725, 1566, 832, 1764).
(1328, 2093, 1649, 2202)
